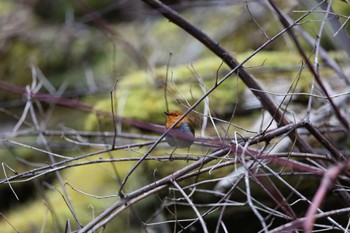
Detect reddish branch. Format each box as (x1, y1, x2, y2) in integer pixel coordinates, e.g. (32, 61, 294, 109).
(0, 80, 165, 134)
(303, 158, 350, 232)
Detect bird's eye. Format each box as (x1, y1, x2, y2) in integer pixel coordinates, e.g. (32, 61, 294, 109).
(175, 113, 178, 116)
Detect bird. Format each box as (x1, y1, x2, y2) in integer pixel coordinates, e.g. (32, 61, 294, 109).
(164, 111, 195, 159)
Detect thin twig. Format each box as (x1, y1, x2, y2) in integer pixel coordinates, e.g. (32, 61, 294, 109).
(0, 213, 19, 233)
(172, 180, 209, 233)
(142, 0, 319, 153)
(2, 163, 19, 200)
(110, 78, 119, 149)
(78, 148, 230, 232)
(267, 0, 350, 131)
(164, 52, 173, 113)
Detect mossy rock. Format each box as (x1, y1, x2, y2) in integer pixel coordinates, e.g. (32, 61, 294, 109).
(85, 56, 246, 132)
(85, 48, 345, 132)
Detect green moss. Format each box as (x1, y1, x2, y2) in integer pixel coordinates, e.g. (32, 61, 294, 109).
(85, 49, 345, 133)
(0, 1, 15, 13)
(85, 56, 247, 131)
(0, 41, 36, 86)
(332, 1, 350, 22)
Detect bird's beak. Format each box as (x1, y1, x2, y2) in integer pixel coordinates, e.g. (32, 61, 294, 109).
(164, 111, 169, 116)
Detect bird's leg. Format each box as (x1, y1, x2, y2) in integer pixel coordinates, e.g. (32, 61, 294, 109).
(169, 147, 177, 161)
(185, 147, 190, 162)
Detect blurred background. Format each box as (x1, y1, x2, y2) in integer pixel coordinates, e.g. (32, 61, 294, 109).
(0, 0, 350, 232)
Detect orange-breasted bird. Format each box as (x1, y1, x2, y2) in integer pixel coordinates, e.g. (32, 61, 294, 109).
(164, 111, 195, 148)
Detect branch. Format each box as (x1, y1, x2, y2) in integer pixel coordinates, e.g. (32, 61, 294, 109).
(141, 0, 313, 153)
(77, 148, 230, 233)
(303, 158, 350, 232)
(267, 0, 350, 131)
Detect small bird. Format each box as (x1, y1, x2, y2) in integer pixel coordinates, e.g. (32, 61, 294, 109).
(164, 111, 195, 149)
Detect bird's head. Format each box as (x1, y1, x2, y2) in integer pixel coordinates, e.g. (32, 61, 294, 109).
(164, 111, 189, 128)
